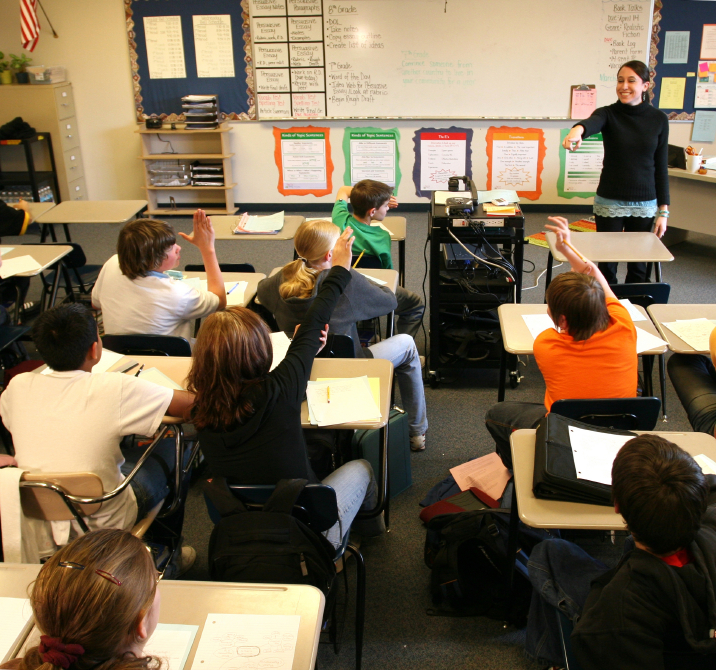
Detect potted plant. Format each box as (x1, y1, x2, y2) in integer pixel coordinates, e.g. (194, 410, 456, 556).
(0, 53, 11, 85)
(10, 53, 32, 83)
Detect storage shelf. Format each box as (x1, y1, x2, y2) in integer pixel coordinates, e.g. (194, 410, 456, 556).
(144, 184, 236, 191)
(139, 153, 234, 160)
(135, 125, 229, 134)
(0, 171, 57, 186)
(148, 206, 238, 216)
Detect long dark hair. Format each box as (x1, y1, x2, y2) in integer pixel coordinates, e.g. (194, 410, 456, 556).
(619, 60, 651, 103)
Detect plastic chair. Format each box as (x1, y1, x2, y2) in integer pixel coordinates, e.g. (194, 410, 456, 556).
(228, 482, 366, 670)
(551, 397, 661, 431)
(39, 243, 101, 309)
(611, 282, 670, 420)
(184, 263, 255, 273)
(317, 333, 356, 359)
(102, 334, 191, 357)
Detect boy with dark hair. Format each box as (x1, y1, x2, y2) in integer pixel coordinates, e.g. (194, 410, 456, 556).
(485, 216, 637, 468)
(333, 181, 425, 339)
(92, 209, 226, 342)
(0, 304, 195, 563)
(527, 434, 716, 668)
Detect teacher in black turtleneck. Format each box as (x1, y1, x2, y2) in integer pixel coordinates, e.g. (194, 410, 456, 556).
(562, 60, 669, 285)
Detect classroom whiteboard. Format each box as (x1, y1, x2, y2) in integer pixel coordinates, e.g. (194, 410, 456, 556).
(251, 0, 655, 119)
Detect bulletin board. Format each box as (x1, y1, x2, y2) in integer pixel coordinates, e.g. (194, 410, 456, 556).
(651, 0, 716, 120)
(126, 0, 254, 121)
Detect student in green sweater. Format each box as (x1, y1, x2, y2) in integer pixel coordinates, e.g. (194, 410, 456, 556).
(333, 180, 424, 339)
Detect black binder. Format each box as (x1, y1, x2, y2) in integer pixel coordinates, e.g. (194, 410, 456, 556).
(533, 413, 636, 507)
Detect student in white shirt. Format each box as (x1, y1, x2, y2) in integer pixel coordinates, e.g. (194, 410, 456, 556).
(92, 209, 227, 342)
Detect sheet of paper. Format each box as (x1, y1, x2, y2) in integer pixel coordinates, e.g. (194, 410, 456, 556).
(306, 376, 380, 426)
(635, 326, 668, 354)
(143, 16, 187, 79)
(449, 452, 512, 500)
(318, 377, 380, 408)
(247, 211, 285, 232)
(693, 111, 716, 143)
(663, 31, 690, 64)
(569, 425, 633, 486)
(658, 77, 686, 109)
(695, 454, 716, 476)
(701, 24, 716, 61)
(570, 87, 597, 119)
(0, 255, 42, 278)
(618, 299, 647, 322)
(0, 597, 33, 664)
(224, 281, 248, 307)
(269, 331, 292, 371)
(662, 319, 716, 352)
(420, 131, 467, 191)
(489, 129, 542, 196)
(190, 613, 300, 670)
(92, 348, 125, 374)
(0, 247, 15, 256)
(522, 313, 555, 341)
(476, 189, 519, 204)
(695, 83, 716, 110)
(181, 277, 202, 290)
(138, 367, 184, 391)
(193, 15, 235, 78)
(144, 624, 198, 670)
(360, 273, 388, 286)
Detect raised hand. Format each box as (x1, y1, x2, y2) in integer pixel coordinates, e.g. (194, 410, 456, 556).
(332, 226, 355, 270)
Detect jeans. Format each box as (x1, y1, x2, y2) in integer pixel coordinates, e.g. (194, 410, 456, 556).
(668, 353, 716, 436)
(322, 458, 383, 549)
(395, 286, 424, 338)
(369, 333, 428, 436)
(594, 214, 655, 284)
(526, 538, 610, 666)
(484, 401, 547, 469)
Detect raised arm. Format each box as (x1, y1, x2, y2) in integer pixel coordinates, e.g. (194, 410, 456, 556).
(178, 209, 227, 308)
(546, 216, 616, 300)
(336, 185, 353, 202)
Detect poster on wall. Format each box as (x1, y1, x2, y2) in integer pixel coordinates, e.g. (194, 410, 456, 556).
(485, 127, 546, 201)
(411, 128, 474, 199)
(273, 126, 333, 196)
(557, 129, 604, 198)
(143, 16, 187, 79)
(696, 61, 716, 108)
(342, 128, 400, 189)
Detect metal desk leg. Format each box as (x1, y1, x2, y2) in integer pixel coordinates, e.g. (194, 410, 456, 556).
(659, 353, 668, 421)
(642, 355, 654, 397)
(655, 262, 662, 282)
(47, 259, 65, 308)
(387, 310, 395, 338)
(41, 223, 58, 243)
(544, 251, 554, 303)
(498, 346, 507, 402)
(398, 240, 405, 287)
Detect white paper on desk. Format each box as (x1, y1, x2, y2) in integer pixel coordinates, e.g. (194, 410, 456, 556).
(181, 277, 202, 291)
(618, 299, 647, 322)
(269, 331, 292, 371)
(569, 426, 633, 486)
(0, 247, 14, 256)
(0, 255, 42, 279)
(41, 348, 125, 375)
(476, 189, 519, 204)
(635, 326, 668, 354)
(243, 211, 285, 233)
(695, 454, 716, 476)
(361, 273, 388, 286)
(450, 452, 512, 499)
(663, 319, 716, 351)
(144, 624, 198, 670)
(138, 367, 184, 391)
(0, 597, 33, 664)
(433, 190, 467, 205)
(521, 313, 555, 341)
(306, 376, 380, 426)
(370, 221, 394, 236)
(190, 612, 300, 670)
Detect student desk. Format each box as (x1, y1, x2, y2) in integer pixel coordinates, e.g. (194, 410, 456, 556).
(496, 303, 666, 402)
(543, 231, 674, 289)
(376, 216, 407, 286)
(210, 214, 305, 241)
(4, 244, 73, 311)
(35, 200, 148, 243)
(0, 563, 325, 670)
(647, 304, 716, 354)
(182, 271, 266, 308)
(667, 168, 716, 238)
(26, 201, 55, 221)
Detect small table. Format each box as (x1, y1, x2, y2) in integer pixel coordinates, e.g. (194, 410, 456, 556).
(667, 168, 716, 238)
(544, 231, 674, 289)
(182, 271, 266, 308)
(377, 216, 407, 286)
(647, 304, 716, 354)
(35, 200, 148, 243)
(211, 215, 305, 241)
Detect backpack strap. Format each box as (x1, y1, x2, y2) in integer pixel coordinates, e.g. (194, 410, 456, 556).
(264, 478, 308, 515)
(203, 476, 249, 517)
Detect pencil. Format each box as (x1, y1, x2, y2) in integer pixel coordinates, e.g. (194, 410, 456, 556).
(327, 386, 331, 404)
(352, 249, 365, 269)
(565, 240, 587, 263)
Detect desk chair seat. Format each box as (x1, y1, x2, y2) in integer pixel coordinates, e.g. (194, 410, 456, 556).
(184, 263, 255, 273)
(102, 333, 191, 357)
(39, 243, 101, 309)
(551, 397, 661, 431)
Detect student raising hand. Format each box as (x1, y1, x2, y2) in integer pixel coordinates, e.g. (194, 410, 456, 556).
(178, 208, 216, 251)
(331, 226, 355, 270)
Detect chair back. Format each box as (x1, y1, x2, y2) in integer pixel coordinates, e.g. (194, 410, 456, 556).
(184, 263, 255, 273)
(227, 483, 339, 533)
(351, 254, 383, 269)
(551, 397, 661, 431)
(39, 242, 88, 270)
(102, 334, 191, 357)
(317, 333, 356, 359)
(20, 472, 103, 521)
(611, 282, 670, 308)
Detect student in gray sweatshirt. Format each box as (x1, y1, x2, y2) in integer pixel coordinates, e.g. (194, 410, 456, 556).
(257, 219, 428, 451)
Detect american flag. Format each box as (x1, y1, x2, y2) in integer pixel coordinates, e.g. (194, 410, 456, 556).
(20, 0, 40, 52)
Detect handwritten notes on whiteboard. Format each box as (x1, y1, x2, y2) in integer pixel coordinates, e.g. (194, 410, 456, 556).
(143, 16, 186, 79)
(193, 15, 235, 78)
(486, 127, 546, 201)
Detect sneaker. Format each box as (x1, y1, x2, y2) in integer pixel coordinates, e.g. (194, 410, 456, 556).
(410, 434, 426, 452)
(164, 546, 196, 579)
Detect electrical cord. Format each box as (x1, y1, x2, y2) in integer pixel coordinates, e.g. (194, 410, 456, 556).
(522, 261, 564, 291)
(156, 134, 177, 154)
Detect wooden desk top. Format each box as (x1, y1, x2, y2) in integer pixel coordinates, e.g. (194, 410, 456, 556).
(182, 271, 265, 308)
(668, 167, 716, 184)
(511, 429, 716, 530)
(647, 304, 716, 354)
(3, 244, 72, 276)
(377, 216, 406, 241)
(498, 303, 666, 355)
(268, 266, 399, 294)
(545, 231, 674, 263)
(35, 200, 148, 224)
(27, 202, 55, 220)
(211, 215, 305, 241)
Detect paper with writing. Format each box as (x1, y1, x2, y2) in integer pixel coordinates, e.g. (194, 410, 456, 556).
(521, 313, 555, 341)
(234, 211, 285, 233)
(662, 319, 716, 352)
(306, 376, 380, 426)
(0, 597, 33, 664)
(449, 453, 512, 499)
(138, 367, 184, 391)
(144, 624, 198, 670)
(695, 454, 716, 476)
(569, 426, 632, 486)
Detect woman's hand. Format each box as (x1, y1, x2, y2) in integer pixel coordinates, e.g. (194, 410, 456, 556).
(654, 215, 668, 238)
(332, 226, 355, 270)
(562, 126, 584, 152)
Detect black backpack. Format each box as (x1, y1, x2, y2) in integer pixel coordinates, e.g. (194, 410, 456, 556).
(424, 509, 551, 625)
(205, 477, 337, 597)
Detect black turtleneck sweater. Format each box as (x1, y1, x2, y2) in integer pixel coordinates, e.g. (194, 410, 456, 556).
(575, 101, 670, 206)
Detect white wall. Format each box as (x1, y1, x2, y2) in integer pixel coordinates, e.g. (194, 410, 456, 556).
(0, 0, 708, 205)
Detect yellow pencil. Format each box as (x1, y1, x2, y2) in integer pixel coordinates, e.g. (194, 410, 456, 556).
(327, 386, 331, 404)
(352, 249, 365, 269)
(565, 240, 587, 263)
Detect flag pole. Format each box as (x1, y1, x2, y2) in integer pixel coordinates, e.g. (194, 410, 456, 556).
(36, 0, 58, 38)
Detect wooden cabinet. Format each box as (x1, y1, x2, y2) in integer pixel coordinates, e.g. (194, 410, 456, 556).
(136, 124, 237, 216)
(0, 83, 87, 202)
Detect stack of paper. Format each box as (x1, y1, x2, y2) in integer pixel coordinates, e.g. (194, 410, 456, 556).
(361, 273, 388, 286)
(0, 255, 42, 279)
(306, 376, 381, 426)
(269, 331, 292, 371)
(232, 211, 285, 234)
(482, 203, 516, 215)
(370, 221, 395, 237)
(0, 597, 33, 664)
(476, 189, 520, 204)
(181, 278, 248, 306)
(143, 624, 198, 670)
(138, 367, 184, 391)
(662, 318, 716, 351)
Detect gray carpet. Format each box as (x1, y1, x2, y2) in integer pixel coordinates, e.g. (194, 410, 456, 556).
(7, 210, 712, 670)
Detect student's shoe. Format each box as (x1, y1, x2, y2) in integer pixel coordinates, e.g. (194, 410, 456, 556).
(165, 546, 196, 579)
(410, 434, 426, 452)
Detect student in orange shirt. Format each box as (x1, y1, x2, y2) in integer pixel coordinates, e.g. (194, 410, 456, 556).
(485, 216, 638, 468)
